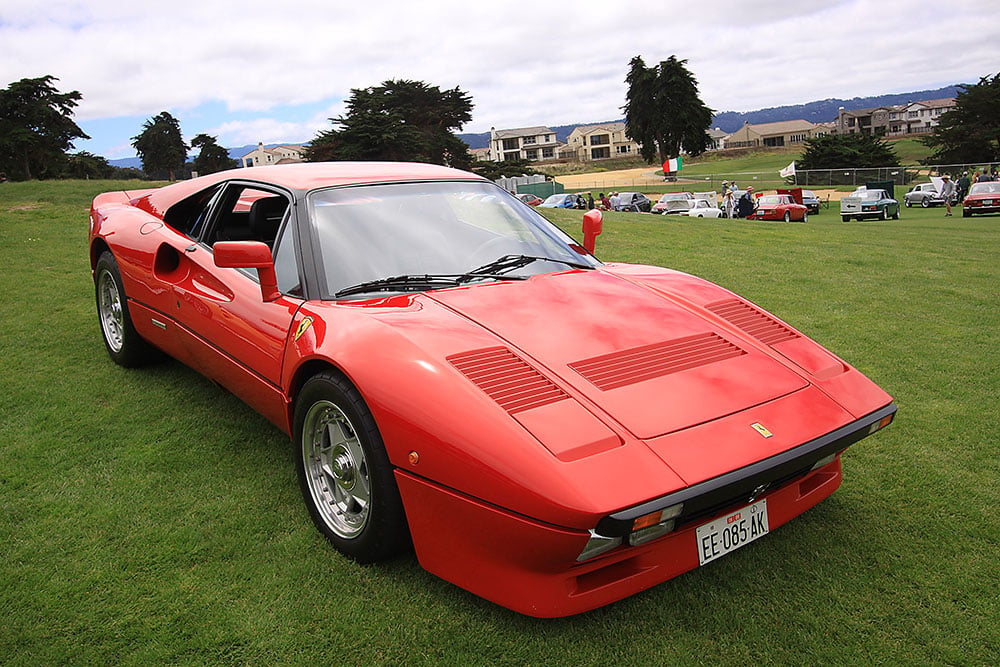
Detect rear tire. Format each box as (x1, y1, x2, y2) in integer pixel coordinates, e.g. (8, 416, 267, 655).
(801, 211, 809, 223)
(783, 211, 791, 222)
(842, 215, 850, 222)
(905, 200, 912, 208)
(94, 251, 158, 367)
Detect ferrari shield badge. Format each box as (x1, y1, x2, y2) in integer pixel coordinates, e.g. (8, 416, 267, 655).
(294, 316, 314, 342)
(750, 422, 773, 438)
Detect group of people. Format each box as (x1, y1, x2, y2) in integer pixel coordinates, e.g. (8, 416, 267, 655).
(720, 181, 757, 218)
(941, 167, 998, 216)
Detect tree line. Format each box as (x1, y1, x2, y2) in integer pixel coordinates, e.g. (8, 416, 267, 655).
(1, 67, 998, 182)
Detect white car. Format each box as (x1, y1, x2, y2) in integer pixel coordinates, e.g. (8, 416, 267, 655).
(653, 192, 696, 214)
(679, 199, 724, 218)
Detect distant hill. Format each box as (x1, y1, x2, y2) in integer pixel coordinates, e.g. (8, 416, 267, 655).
(108, 86, 960, 168)
(457, 84, 962, 149)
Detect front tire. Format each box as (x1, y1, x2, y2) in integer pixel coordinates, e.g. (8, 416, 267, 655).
(921, 198, 930, 208)
(783, 211, 791, 222)
(94, 251, 158, 367)
(294, 371, 408, 563)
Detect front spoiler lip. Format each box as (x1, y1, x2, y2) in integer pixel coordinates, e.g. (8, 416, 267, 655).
(595, 403, 897, 537)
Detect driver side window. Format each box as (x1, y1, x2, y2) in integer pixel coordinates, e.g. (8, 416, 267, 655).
(204, 185, 289, 249)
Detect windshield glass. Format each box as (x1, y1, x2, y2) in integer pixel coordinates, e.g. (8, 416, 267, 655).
(970, 182, 1000, 195)
(657, 193, 689, 202)
(758, 195, 783, 206)
(308, 181, 599, 299)
(541, 194, 568, 205)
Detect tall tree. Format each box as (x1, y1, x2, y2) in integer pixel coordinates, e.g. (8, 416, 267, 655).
(132, 111, 188, 180)
(190, 133, 236, 175)
(798, 133, 900, 170)
(0, 75, 89, 180)
(305, 80, 473, 169)
(623, 56, 713, 164)
(922, 72, 1000, 164)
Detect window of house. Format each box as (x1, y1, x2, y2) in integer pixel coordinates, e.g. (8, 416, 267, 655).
(591, 147, 611, 159)
(525, 149, 538, 160)
(541, 148, 554, 158)
(763, 136, 785, 147)
(523, 136, 537, 145)
(502, 138, 518, 150)
(616, 145, 631, 154)
(590, 134, 610, 146)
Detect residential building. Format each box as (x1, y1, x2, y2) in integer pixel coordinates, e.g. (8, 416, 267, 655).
(725, 120, 820, 149)
(565, 122, 640, 161)
(241, 142, 306, 167)
(835, 98, 955, 137)
(707, 128, 729, 150)
(488, 126, 562, 162)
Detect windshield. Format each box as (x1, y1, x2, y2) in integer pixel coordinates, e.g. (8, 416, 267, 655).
(970, 182, 1000, 195)
(308, 181, 599, 299)
(757, 195, 783, 206)
(541, 194, 569, 205)
(657, 193, 688, 202)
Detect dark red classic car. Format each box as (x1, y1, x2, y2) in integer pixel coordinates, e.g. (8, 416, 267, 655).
(89, 162, 894, 617)
(748, 194, 809, 222)
(962, 181, 1000, 217)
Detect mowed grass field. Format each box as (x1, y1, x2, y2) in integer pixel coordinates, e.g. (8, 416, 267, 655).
(1, 179, 998, 665)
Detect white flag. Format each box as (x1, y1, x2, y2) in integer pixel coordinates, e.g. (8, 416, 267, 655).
(779, 161, 796, 178)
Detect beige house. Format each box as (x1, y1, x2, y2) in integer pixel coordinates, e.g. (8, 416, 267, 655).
(566, 122, 640, 161)
(488, 126, 563, 162)
(726, 120, 820, 149)
(241, 142, 306, 167)
(835, 98, 955, 137)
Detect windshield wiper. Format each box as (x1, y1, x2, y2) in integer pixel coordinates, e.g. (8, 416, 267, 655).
(459, 254, 593, 281)
(334, 255, 592, 298)
(334, 271, 529, 298)
(335, 274, 461, 298)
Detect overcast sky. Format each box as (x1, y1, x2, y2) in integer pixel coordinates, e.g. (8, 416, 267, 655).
(2, 0, 997, 160)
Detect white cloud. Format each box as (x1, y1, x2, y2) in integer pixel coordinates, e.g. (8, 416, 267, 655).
(2, 0, 998, 157)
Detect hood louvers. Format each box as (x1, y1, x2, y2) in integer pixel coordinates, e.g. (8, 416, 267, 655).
(706, 299, 800, 345)
(569, 333, 746, 391)
(448, 347, 568, 414)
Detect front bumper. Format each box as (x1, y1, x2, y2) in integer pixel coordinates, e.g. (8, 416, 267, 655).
(396, 403, 896, 617)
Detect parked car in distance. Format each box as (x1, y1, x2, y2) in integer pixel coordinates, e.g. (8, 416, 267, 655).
(517, 193, 543, 206)
(777, 187, 820, 215)
(539, 193, 578, 209)
(653, 192, 695, 214)
(802, 190, 821, 214)
(904, 180, 952, 208)
(962, 181, 1000, 217)
(840, 185, 900, 221)
(616, 192, 652, 213)
(748, 194, 809, 222)
(679, 199, 724, 218)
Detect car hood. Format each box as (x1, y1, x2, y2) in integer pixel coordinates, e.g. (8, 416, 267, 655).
(427, 267, 809, 440)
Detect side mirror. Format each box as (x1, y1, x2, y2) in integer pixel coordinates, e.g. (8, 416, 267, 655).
(213, 241, 280, 302)
(582, 209, 603, 254)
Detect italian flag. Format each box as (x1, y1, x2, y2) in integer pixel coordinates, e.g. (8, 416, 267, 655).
(663, 156, 682, 173)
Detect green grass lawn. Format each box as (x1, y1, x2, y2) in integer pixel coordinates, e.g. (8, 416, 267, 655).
(2, 180, 998, 665)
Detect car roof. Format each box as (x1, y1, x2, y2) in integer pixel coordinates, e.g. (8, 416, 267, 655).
(131, 162, 485, 218)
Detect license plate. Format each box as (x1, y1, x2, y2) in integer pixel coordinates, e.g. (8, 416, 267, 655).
(696, 499, 769, 566)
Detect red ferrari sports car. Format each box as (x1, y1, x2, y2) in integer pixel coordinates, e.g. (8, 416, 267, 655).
(748, 194, 809, 222)
(89, 162, 895, 617)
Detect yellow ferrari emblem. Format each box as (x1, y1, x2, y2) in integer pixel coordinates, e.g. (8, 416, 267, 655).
(294, 316, 314, 342)
(750, 422, 773, 438)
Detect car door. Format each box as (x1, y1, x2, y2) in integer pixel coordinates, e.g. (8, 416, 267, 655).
(169, 182, 304, 406)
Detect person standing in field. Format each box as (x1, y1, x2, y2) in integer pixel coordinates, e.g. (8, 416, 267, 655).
(957, 171, 971, 202)
(939, 173, 956, 217)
